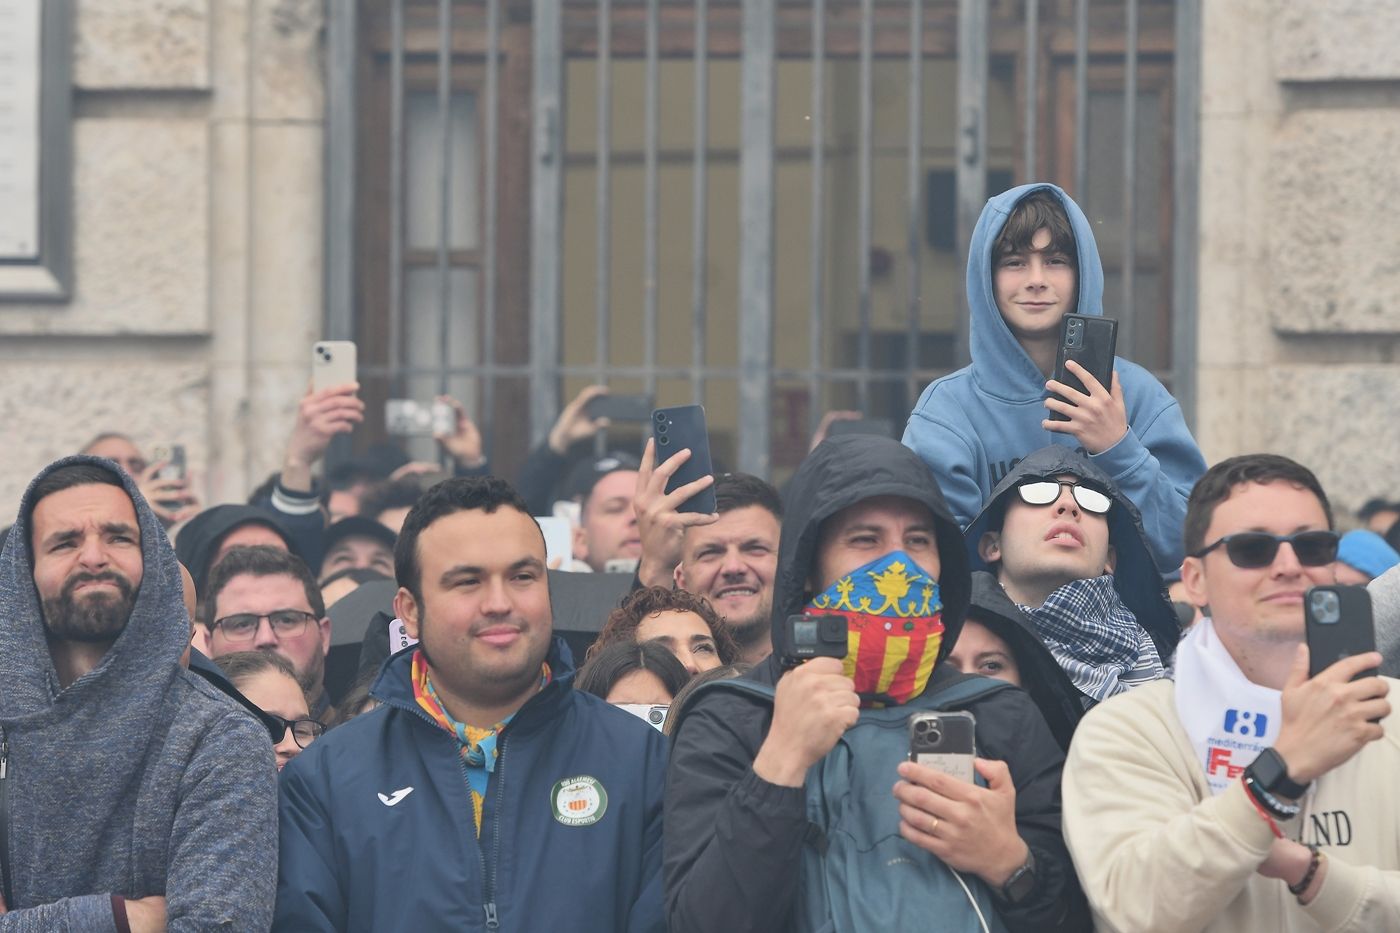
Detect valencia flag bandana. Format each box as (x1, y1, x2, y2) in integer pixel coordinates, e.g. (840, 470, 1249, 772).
(806, 551, 944, 707)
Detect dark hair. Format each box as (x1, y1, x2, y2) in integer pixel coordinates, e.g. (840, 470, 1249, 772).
(992, 189, 1077, 264)
(664, 662, 753, 736)
(574, 640, 690, 702)
(1183, 454, 1333, 557)
(202, 545, 326, 630)
(589, 585, 738, 664)
(328, 667, 382, 728)
(212, 649, 301, 692)
(319, 566, 392, 590)
(394, 476, 534, 600)
(1358, 498, 1399, 522)
(25, 463, 128, 534)
(359, 479, 426, 523)
(713, 472, 783, 520)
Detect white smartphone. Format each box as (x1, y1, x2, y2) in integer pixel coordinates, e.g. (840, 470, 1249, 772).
(536, 516, 573, 569)
(312, 341, 358, 392)
(908, 711, 977, 782)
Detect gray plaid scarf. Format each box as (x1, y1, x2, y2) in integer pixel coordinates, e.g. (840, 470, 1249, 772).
(1018, 574, 1164, 704)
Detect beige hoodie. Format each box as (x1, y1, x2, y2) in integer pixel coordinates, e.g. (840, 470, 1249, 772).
(1062, 679, 1400, 932)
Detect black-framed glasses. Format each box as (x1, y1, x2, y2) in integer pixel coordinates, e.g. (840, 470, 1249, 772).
(263, 714, 325, 749)
(1191, 531, 1339, 569)
(212, 609, 317, 643)
(1015, 479, 1112, 516)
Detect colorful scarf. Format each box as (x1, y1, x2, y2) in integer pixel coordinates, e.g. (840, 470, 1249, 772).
(411, 649, 552, 834)
(806, 551, 944, 707)
(1016, 574, 1164, 705)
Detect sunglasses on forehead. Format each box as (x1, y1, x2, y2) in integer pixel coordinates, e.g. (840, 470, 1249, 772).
(1014, 478, 1112, 516)
(1190, 530, 1339, 569)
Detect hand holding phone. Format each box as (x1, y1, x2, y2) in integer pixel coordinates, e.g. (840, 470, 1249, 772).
(312, 341, 358, 392)
(651, 405, 718, 515)
(1043, 314, 1128, 454)
(907, 711, 977, 782)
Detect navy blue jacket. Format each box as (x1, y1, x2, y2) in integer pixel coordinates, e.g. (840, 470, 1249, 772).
(274, 638, 668, 932)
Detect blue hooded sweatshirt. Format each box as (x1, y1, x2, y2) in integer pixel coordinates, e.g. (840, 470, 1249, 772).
(902, 182, 1205, 571)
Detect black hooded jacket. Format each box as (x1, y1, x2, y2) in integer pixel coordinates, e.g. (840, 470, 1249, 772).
(174, 503, 313, 596)
(663, 437, 1088, 933)
(963, 445, 1180, 664)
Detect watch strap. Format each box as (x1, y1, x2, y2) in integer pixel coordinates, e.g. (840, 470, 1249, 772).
(1250, 748, 1310, 800)
(1001, 848, 1037, 905)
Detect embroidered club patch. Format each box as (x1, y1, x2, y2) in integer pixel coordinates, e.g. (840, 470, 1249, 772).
(551, 775, 608, 827)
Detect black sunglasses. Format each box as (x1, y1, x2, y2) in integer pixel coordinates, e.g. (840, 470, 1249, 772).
(263, 714, 326, 749)
(1015, 478, 1112, 516)
(1191, 531, 1339, 569)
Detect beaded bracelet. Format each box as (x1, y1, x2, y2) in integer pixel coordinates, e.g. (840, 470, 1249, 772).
(1288, 845, 1323, 899)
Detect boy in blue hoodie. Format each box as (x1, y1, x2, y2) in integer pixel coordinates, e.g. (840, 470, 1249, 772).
(903, 183, 1205, 571)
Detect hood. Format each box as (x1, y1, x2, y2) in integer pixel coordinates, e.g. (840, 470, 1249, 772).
(757, 435, 970, 686)
(0, 456, 190, 721)
(175, 504, 296, 595)
(967, 182, 1105, 401)
(967, 572, 1082, 751)
(964, 445, 1178, 661)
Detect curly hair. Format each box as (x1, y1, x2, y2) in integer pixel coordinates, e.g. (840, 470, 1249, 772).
(588, 585, 738, 664)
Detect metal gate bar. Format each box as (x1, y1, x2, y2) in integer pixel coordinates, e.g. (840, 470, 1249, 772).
(806, 0, 826, 434)
(483, 0, 501, 447)
(643, 0, 660, 398)
(1073, 0, 1088, 199)
(690, 0, 709, 405)
(387, 0, 405, 392)
(904, 0, 925, 412)
(1120, 0, 1139, 353)
(855, 0, 874, 411)
(435, 0, 454, 399)
(1023, 0, 1038, 179)
(595, 0, 613, 386)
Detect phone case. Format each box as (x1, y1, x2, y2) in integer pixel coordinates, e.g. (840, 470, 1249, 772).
(312, 341, 358, 392)
(908, 711, 977, 782)
(652, 405, 718, 514)
(586, 394, 655, 423)
(1049, 314, 1117, 421)
(1305, 585, 1376, 679)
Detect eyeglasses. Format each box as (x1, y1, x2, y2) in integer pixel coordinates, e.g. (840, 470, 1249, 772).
(1015, 479, 1112, 516)
(263, 713, 325, 749)
(212, 609, 318, 643)
(1191, 531, 1340, 569)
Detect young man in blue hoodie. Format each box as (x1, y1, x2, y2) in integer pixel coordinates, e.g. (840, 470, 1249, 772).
(903, 183, 1205, 571)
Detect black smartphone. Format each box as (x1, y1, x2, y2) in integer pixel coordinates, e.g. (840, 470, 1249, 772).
(908, 711, 977, 782)
(1049, 314, 1118, 421)
(585, 394, 655, 423)
(1305, 585, 1376, 680)
(826, 418, 894, 439)
(651, 405, 717, 514)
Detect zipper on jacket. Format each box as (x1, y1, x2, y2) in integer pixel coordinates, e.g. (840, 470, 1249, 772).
(0, 727, 13, 908)
(481, 732, 507, 931)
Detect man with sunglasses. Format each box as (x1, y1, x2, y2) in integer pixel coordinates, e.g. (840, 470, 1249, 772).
(202, 545, 337, 722)
(1062, 454, 1400, 932)
(966, 447, 1179, 709)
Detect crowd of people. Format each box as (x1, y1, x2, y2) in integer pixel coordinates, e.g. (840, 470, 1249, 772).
(3, 183, 1399, 932)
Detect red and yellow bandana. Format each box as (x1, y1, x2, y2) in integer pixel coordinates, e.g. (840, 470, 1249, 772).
(806, 551, 944, 707)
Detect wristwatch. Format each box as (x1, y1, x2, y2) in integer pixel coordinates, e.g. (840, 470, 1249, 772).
(1246, 748, 1310, 800)
(1000, 849, 1037, 905)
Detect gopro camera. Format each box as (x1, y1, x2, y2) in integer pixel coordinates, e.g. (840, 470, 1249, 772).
(781, 612, 848, 667)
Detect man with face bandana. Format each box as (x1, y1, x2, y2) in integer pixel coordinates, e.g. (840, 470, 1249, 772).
(663, 436, 1087, 933)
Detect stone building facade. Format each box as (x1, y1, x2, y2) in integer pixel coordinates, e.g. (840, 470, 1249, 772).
(2, 0, 1397, 539)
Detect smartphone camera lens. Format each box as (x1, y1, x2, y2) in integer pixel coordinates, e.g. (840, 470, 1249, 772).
(654, 412, 667, 423)
(1311, 590, 1340, 624)
(657, 423, 667, 434)
(659, 436, 670, 446)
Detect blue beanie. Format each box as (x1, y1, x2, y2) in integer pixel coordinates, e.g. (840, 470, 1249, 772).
(1337, 530, 1400, 580)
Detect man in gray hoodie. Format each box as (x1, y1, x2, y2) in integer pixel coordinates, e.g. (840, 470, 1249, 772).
(0, 457, 278, 931)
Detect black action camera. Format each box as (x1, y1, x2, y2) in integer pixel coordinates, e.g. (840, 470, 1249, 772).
(780, 613, 848, 667)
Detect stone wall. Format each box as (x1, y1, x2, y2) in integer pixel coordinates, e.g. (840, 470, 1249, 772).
(0, 0, 325, 518)
(1195, 0, 1400, 521)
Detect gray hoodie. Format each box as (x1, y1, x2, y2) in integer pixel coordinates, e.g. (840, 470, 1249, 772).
(0, 457, 277, 931)
(1371, 565, 1400, 677)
